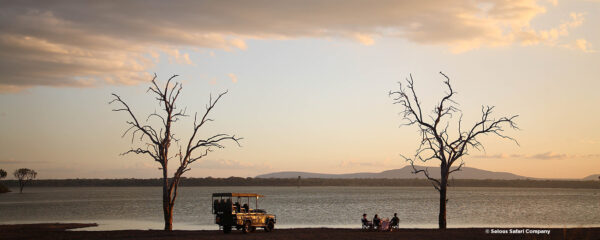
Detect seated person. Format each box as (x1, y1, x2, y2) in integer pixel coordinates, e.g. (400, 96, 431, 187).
(242, 203, 249, 213)
(225, 199, 232, 212)
(361, 214, 373, 229)
(234, 202, 241, 213)
(380, 218, 390, 231)
(219, 199, 225, 212)
(372, 214, 381, 230)
(390, 213, 399, 229)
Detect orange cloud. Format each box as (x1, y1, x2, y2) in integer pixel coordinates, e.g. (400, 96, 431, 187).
(353, 33, 375, 46)
(516, 12, 585, 47)
(228, 73, 238, 83)
(473, 152, 600, 160)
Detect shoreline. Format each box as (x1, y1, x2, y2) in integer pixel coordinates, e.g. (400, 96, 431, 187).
(5, 220, 599, 231)
(1, 223, 599, 240)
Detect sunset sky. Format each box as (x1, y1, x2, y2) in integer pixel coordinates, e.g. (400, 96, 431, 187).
(1, 0, 599, 179)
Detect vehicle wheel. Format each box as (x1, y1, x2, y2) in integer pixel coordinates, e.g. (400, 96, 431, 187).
(223, 225, 232, 234)
(242, 221, 251, 234)
(250, 226, 256, 232)
(264, 220, 274, 232)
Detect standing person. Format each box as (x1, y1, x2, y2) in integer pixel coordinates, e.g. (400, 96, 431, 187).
(390, 213, 400, 230)
(372, 214, 381, 230)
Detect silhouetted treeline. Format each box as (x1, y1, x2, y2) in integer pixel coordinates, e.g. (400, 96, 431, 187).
(1, 177, 599, 189)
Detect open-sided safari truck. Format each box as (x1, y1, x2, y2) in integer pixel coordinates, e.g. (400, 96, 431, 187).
(212, 193, 276, 233)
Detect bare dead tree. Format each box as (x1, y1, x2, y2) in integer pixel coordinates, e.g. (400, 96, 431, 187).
(13, 168, 37, 193)
(389, 72, 518, 229)
(110, 74, 242, 231)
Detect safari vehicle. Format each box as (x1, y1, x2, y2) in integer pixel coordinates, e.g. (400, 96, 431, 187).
(212, 193, 276, 234)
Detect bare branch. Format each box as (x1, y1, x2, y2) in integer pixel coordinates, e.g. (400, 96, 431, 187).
(110, 94, 160, 145)
(121, 147, 159, 162)
(448, 161, 465, 174)
(402, 155, 441, 191)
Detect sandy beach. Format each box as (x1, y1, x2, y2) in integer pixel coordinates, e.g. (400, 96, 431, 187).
(1, 223, 598, 240)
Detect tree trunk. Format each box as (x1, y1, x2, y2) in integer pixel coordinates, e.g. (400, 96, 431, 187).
(163, 196, 173, 231)
(162, 165, 173, 231)
(439, 183, 447, 229)
(18, 180, 23, 193)
(439, 167, 448, 229)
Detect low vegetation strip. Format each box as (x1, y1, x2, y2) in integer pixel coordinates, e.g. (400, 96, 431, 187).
(1, 178, 599, 189)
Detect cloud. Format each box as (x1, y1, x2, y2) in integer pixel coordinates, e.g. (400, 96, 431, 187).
(0, 159, 19, 164)
(479, 153, 528, 159)
(516, 12, 586, 48)
(353, 33, 376, 46)
(562, 38, 596, 53)
(195, 159, 272, 170)
(529, 152, 567, 160)
(580, 139, 600, 144)
(473, 152, 600, 160)
(227, 73, 238, 83)
(574, 39, 592, 52)
(473, 153, 508, 159)
(0, 159, 49, 164)
(0, 0, 589, 92)
(161, 47, 193, 65)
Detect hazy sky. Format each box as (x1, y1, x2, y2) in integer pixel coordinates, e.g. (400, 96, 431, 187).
(1, 0, 599, 179)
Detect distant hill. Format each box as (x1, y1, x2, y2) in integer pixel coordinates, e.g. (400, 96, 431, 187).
(256, 165, 529, 180)
(583, 174, 600, 181)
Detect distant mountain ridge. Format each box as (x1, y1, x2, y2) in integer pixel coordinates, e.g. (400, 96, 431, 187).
(256, 165, 530, 180)
(583, 174, 600, 181)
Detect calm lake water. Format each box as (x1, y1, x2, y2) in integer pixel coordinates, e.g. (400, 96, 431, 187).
(0, 186, 598, 230)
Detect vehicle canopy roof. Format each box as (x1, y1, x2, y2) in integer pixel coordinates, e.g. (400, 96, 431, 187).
(212, 193, 264, 198)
